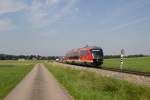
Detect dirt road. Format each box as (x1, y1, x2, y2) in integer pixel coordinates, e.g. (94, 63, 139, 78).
(4, 64, 71, 100)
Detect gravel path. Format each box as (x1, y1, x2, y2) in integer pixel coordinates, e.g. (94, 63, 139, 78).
(54, 62, 150, 86)
(4, 64, 71, 100)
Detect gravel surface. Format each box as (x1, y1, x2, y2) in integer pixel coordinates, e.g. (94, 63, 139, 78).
(5, 64, 72, 100)
(54, 62, 150, 86)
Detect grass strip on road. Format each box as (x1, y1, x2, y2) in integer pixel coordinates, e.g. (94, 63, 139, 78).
(0, 61, 35, 100)
(103, 57, 150, 73)
(46, 63, 150, 100)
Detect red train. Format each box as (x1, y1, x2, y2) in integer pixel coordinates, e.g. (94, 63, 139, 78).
(64, 46, 103, 67)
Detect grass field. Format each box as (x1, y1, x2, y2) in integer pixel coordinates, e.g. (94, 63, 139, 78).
(0, 60, 35, 100)
(46, 63, 150, 100)
(102, 57, 150, 73)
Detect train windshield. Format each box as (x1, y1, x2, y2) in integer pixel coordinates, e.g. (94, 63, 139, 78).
(91, 49, 103, 59)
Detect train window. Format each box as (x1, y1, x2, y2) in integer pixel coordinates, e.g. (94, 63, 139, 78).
(92, 50, 101, 55)
(91, 49, 103, 58)
(73, 52, 79, 59)
(80, 50, 88, 56)
(67, 52, 79, 59)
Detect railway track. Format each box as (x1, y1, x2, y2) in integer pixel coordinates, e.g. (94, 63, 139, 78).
(54, 62, 150, 86)
(101, 67, 150, 77)
(56, 62, 150, 77)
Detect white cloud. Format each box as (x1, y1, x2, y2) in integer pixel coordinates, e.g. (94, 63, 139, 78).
(75, 7, 79, 12)
(0, 0, 27, 15)
(0, 18, 16, 31)
(46, 0, 60, 5)
(55, 0, 76, 18)
(100, 0, 150, 26)
(28, 0, 47, 26)
(113, 17, 149, 30)
(0, 0, 78, 30)
(103, 17, 150, 33)
(27, 0, 77, 28)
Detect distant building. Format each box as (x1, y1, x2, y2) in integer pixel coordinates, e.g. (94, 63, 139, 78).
(32, 58, 37, 60)
(18, 59, 25, 61)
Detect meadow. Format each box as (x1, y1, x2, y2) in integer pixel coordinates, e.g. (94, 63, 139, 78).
(102, 57, 150, 73)
(0, 58, 149, 100)
(46, 63, 150, 100)
(0, 60, 35, 100)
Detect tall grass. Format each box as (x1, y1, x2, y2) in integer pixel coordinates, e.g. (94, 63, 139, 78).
(0, 61, 35, 100)
(103, 57, 150, 73)
(46, 63, 150, 100)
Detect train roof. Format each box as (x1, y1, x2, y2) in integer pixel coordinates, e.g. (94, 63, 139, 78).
(82, 46, 102, 50)
(66, 46, 102, 54)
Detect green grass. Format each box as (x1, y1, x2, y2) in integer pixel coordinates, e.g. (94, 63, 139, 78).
(103, 57, 150, 73)
(46, 63, 150, 100)
(0, 60, 35, 100)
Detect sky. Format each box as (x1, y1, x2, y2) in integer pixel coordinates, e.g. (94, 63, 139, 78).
(0, 0, 150, 56)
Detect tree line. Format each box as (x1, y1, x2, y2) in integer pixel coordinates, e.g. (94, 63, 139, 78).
(0, 54, 59, 60)
(104, 54, 148, 59)
(0, 54, 149, 60)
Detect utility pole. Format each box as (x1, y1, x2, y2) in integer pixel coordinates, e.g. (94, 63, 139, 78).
(120, 49, 125, 70)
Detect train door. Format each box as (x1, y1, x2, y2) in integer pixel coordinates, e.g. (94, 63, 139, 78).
(80, 50, 89, 63)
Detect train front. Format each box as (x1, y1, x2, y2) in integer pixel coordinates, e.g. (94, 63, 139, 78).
(90, 47, 103, 66)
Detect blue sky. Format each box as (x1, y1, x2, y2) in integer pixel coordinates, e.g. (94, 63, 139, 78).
(0, 0, 150, 56)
